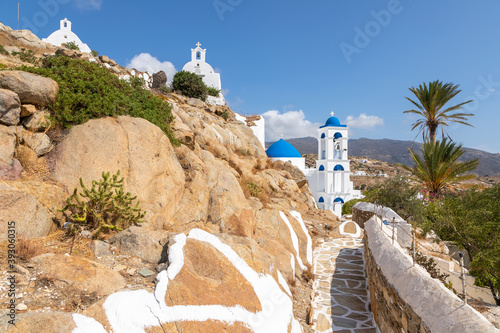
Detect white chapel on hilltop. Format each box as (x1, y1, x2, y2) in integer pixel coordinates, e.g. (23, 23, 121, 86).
(266, 112, 362, 217)
(182, 42, 222, 91)
(43, 18, 91, 53)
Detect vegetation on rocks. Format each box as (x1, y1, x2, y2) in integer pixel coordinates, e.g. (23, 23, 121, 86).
(64, 41, 80, 51)
(60, 171, 146, 239)
(207, 86, 220, 97)
(12, 48, 38, 64)
(20, 56, 178, 144)
(0, 45, 9, 55)
(172, 70, 207, 100)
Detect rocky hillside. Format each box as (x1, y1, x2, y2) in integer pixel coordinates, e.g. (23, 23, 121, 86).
(0, 22, 341, 333)
(267, 137, 500, 176)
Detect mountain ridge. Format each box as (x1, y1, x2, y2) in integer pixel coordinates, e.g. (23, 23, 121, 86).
(266, 137, 500, 176)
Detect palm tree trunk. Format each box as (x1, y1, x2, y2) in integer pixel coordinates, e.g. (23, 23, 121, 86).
(429, 126, 437, 145)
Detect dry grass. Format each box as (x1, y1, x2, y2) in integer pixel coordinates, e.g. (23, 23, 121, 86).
(16, 238, 44, 260)
(204, 137, 227, 160)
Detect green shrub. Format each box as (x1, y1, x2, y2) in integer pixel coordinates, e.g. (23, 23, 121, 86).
(363, 176, 425, 223)
(12, 48, 37, 64)
(342, 198, 365, 215)
(0, 45, 9, 56)
(64, 41, 80, 51)
(221, 110, 229, 121)
(21, 56, 178, 145)
(60, 171, 146, 239)
(247, 181, 261, 197)
(172, 70, 207, 100)
(207, 86, 220, 97)
(91, 50, 99, 57)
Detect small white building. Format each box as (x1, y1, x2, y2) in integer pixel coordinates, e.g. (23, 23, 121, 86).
(43, 18, 91, 53)
(182, 42, 221, 91)
(266, 138, 305, 171)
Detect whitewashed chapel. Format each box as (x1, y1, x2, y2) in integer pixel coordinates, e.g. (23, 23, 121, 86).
(43, 18, 91, 53)
(182, 42, 225, 105)
(266, 113, 362, 217)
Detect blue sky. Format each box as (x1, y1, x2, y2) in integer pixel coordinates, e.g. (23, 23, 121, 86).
(1, 0, 500, 152)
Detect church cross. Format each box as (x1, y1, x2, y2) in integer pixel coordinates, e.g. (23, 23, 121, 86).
(196, 42, 201, 48)
(280, 132, 284, 138)
(330, 111, 335, 116)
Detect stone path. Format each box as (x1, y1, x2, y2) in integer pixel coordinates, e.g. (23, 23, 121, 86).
(311, 221, 378, 333)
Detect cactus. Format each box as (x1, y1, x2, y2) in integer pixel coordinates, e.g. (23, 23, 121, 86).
(60, 171, 146, 239)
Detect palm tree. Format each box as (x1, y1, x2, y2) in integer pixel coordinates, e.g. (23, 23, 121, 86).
(402, 139, 479, 197)
(404, 80, 474, 144)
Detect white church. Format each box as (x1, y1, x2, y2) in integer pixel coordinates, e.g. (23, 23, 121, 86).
(43, 18, 91, 53)
(266, 113, 363, 217)
(182, 42, 225, 106)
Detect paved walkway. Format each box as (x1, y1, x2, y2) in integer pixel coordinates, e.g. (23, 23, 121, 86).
(311, 221, 378, 333)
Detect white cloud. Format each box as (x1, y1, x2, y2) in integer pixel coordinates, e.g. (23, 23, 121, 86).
(126, 53, 177, 85)
(262, 110, 321, 141)
(345, 113, 384, 129)
(75, 0, 103, 10)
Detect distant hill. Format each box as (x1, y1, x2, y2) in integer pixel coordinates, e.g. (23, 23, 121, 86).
(266, 137, 500, 176)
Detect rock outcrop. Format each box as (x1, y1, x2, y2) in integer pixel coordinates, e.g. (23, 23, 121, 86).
(0, 71, 59, 107)
(151, 70, 167, 89)
(49, 116, 185, 229)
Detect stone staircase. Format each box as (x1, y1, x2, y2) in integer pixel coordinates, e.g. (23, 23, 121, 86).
(311, 220, 379, 333)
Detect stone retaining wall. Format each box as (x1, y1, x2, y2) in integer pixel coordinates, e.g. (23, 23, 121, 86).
(364, 216, 499, 333)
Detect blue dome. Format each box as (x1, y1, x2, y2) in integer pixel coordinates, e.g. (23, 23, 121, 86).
(266, 138, 302, 158)
(320, 116, 347, 128)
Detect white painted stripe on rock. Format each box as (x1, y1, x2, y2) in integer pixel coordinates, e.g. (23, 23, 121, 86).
(277, 270, 292, 297)
(101, 228, 300, 333)
(290, 211, 313, 266)
(280, 211, 307, 270)
(72, 313, 107, 333)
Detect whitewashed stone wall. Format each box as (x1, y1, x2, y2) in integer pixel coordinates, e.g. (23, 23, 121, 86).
(364, 216, 499, 333)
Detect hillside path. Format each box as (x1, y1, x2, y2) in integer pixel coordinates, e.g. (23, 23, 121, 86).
(311, 220, 379, 333)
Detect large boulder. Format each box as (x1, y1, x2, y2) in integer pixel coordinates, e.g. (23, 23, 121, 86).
(9, 30, 52, 49)
(0, 125, 16, 164)
(0, 71, 59, 107)
(0, 88, 21, 126)
(0, 180, 66, 239)
(152, 70, 167, 89)
(31, 253, 126, 297)
(50, 116, 185, 229)
(109, 226, 169, 264)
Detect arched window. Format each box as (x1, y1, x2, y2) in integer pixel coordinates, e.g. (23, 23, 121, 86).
(334, 197, 344, 203)
(334, 164, 344, 171)
(319, 165, 325, 171)
(334, 132, 342, 139)
(318, 197, 324, 203)
(321, 133, 326, 139)
(196, 51, 201, 59)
